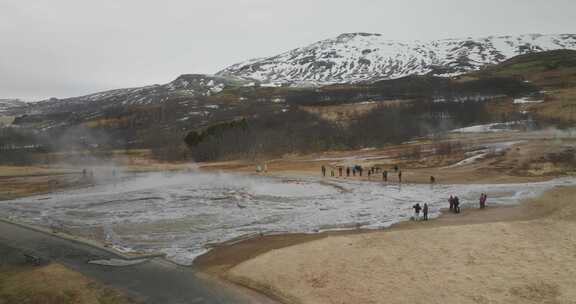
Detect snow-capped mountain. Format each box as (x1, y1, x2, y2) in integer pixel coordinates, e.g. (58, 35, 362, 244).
(217, 33, 576, 85)
(8, 33, 576, 117)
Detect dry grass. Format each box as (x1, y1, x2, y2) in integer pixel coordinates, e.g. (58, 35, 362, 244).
(83, 117, 131, 128)
(0, 174, 88, 201)
(0, 166, 75, 177)
(0, 263, 135, 304)
(531, 88, 576, 123)
(299, 100, 408, 124)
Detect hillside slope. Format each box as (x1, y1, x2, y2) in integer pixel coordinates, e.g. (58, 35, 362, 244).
(28, 74, 249, 114)
(469, 49, 576, 89)
(3, 50, 575, 162)
(0, 99, 26, 114)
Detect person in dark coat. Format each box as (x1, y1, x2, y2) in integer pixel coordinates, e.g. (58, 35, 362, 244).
(423, 203, 429, 221)
(413, 203, 422, 220)
(479, 193, 487, 209)
(454, 196, 461, 213)
(383, 170, 388, 182)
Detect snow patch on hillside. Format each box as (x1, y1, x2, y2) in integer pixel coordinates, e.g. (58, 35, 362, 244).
(514, 97, 544, 104)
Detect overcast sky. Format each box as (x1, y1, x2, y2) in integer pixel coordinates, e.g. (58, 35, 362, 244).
(2, 0, 575, 101)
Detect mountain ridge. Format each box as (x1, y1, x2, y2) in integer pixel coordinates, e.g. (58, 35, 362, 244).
(5, 49, 576, 158)
(27, 74, 250, 114)
(3, 33, 576, 113)
(217, 33, 576, 85)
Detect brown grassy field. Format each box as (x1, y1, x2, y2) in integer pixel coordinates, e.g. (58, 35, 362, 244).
(0, 260, 135, 304)
(299, 100, 409, 124)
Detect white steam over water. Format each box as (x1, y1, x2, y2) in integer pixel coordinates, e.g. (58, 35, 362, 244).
(0, 171, 574, 265)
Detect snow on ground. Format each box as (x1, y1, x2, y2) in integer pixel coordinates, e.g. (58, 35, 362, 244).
(447, 141, 524, 168)
(0, 171, 573, 265)
(513, 97, 544, 104)
(448, 151, 488, 168)
(451, 121, 526, 133)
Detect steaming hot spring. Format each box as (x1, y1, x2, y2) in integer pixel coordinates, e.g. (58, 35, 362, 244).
(0, 171, 573, 265)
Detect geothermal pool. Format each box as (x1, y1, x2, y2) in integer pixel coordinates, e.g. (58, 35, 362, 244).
(0, 171, 573, 265)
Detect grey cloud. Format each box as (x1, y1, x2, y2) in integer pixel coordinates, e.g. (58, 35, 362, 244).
(1, 0, 575, 100)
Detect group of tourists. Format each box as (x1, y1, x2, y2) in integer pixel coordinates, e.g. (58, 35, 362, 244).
(321, 164, 403, 183)
(321, 164, 491, 224)
(449, 193, 489, 213)
(448, 195, 461, 213)
(412, 203, 429, 221)
(412, 193, 489, 222)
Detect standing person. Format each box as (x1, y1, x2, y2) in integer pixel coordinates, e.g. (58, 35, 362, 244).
(321, 165, 326, 177)
(352, 167, 356, 176)
(449, 195, 454, 212)
(383, 170, 388, 182)
(398, 170, 402, 183)
(423, 203, 429, 221)
(359, 166, 363, 177)
(413, 203, 422, 221)
(480, 193, 487, 209)
(430, 176, 435, 184)
(368, 169, 371, 179)
(339, 167, 343, 177)
(454, 196, 460, 214)
(346, 167, 350, 177)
